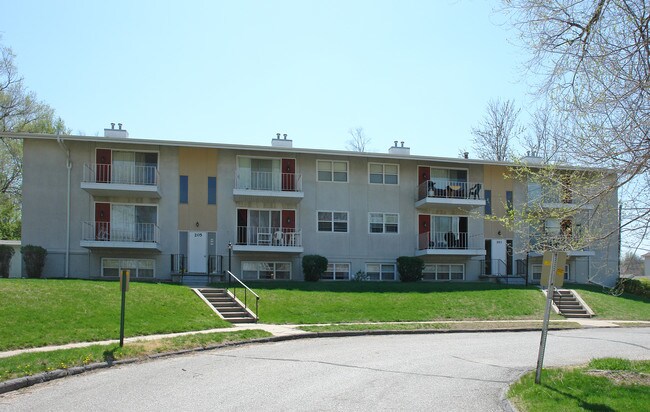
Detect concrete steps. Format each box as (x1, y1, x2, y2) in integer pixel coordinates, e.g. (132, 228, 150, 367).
(552, 289, 592, 318)
(196, 288, 257, 323)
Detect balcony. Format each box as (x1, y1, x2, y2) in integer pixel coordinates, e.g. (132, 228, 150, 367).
(233, 171, 303, 202)
(416, 232, 486, 256)
(233, 226, 303, 253)
(415, 180, 485, 212)
(81, 163, 161, 198)
(80, 221, 161, 250)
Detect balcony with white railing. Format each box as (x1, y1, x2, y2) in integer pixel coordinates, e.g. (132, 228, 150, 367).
(233, 171, 303, 202)
(80, 221, 161, 250)
(416, 231, 486, 256)
(415, 180, 486, 212)
(233, 226, 303, 253)
(81, 163, 161, 198)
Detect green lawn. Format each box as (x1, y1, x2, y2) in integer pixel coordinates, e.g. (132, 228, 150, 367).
(509, 358, 650, 411)
(0, 329, 272, 382)
(569, 283, 650, 320)
(233, 281, 556, 324)
(0, 279, 231, 351)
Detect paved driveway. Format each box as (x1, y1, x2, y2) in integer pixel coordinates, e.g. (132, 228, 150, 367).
(1, 328, 648, 411)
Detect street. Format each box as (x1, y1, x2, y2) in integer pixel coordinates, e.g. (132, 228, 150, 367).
(1, 328, 648, 411)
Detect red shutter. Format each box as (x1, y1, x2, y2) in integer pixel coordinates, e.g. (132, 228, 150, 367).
(281, 159, 296, 191)
(96, 149, 112, 183)
(95, 203, 110, 241)
(418, 166, 430, 185)
(282, 210, 295, 231)
(418, 214, 429, 250)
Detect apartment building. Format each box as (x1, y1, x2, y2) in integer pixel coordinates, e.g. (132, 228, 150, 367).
(10, 127, 619, 285)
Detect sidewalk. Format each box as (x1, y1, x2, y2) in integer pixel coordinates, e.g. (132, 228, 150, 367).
(3, 319, 646, 360)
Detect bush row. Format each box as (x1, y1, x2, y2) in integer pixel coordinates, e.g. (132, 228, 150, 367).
(0, 244, 47, 278)
(302, 255, 424, 282)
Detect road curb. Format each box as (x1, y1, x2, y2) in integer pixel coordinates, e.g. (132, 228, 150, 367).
(0, 325, 579, 395)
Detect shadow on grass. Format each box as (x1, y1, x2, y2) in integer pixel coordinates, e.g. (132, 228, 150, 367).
(569, 283, 650, 304)
(545, 385, 615, 412)
(211, 280, 537, 294)
(103, 346, 120, 365)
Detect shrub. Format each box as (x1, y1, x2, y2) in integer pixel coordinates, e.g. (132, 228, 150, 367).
(0, 245, 15, 278)
(352, 270, 368, 282)
(620, 277, 650, 298)
(302, 255, 328, 282)
(397, 256, 424, 282)
(21, 245, 47, 278)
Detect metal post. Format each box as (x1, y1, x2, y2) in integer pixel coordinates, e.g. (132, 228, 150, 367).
(535, 253, 557, 384)
(119, 272, 128, 347)
(228, 241, 232, 272)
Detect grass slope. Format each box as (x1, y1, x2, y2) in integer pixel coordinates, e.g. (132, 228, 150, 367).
(236, 281, 555, 324)
(0, 279, 231, 351)
(509, 358, 650, 412)
(569, 284, 650, 320)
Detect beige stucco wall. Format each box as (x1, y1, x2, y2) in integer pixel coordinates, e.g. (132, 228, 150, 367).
(178, 147, 218, 232)
(482, 165, 513, 240)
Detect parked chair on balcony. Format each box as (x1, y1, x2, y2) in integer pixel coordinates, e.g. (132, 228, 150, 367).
(468, 183, 482, 199)
(257, 229, 271, 245)
(273, 230, 285, 246)
(444, 231, 458, 249)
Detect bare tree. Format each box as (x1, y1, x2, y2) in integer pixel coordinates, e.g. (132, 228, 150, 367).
(520, 106, 566, 164)
(346, 127, 370, 152)
(470, 98, 524, 161)
(502, 0, 650, 249)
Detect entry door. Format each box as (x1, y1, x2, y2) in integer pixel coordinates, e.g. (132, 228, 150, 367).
(188, 231, 208, 273)
(490, 239, 507, 275)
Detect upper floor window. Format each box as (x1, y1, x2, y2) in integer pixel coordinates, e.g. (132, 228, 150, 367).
(317, 160, 348, 182)
(179, 175, 188, 204)
(369, 213, 399, 234)
(207, 176, 217, 204)
(369, 163, 398, 184)
(95, 149, 158, 185)
(318, 211, 348, 232)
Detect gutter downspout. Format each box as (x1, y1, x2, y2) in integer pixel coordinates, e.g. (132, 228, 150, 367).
(56, 134, 72, 278)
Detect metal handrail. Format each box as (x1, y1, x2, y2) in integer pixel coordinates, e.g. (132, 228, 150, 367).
(225, 270, 260, 320)
(82, 163, 159, 186)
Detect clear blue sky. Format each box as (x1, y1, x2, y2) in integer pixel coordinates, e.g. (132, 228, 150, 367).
(0, 0, 534, 157)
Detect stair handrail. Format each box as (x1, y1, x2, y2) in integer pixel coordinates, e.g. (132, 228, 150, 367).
(225, 270, 260, 320)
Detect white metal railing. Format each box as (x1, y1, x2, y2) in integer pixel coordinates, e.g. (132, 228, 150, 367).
(236, 226, 302, 247)
(235, 171, 302, 192)
(418, 180, 482, 200)
(418, 232, 482, 250)
(82, 221, 160, 243)
(83, 163, 159, 186)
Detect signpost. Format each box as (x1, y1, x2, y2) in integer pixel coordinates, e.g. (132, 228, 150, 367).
(119, 270, 130, 347)
(535, 251, 567, 384)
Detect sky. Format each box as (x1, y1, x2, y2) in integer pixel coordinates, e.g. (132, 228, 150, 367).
(0, 0, 535, 157)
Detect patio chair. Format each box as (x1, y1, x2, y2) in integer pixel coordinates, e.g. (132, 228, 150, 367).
(468, 183, 482, 199)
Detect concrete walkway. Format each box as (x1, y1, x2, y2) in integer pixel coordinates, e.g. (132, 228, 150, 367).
(1, 319, 647, 359)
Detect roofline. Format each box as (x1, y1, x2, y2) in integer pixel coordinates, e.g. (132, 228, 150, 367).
(0, 131, 615, 172)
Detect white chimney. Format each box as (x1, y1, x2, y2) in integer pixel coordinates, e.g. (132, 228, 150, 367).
(521, 151, 543, 165)
(388, 140, 410, 155)
(272, 132, 293, 148)
(104, 122, 129, 138)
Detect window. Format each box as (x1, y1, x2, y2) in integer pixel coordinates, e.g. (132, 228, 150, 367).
(102, 258, 155, 278)
(532, 264, 570, 281)
(366, 263, 396, 281)
(485, 190, 492, 215)
(237, 157, 281, 190)
(180, 175, 188, 204)
(369, 163, 398, 184)
(207, 176, 217, 204)
(317, 160, 348, 182)
(110, 204, 157, 242)
(422, 264, 464, 281)
(506, 191, 513, 211)
(318, 211, 348, 232)
(369, 213, 399, 233)
(322, 263, 350, 280)
(241, 261, 291, 280)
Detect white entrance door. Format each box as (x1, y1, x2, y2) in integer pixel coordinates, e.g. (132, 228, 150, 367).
(490, 239, 507, 275)
(188, 231, 208, 273)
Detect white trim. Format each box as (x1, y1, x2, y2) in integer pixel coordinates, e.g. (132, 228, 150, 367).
(317, 210, 349, 233)
(322, 262, 351, 281)
(316, 159, 349, 183)
(101, 257, 156, 278)
(368, 212, 399, 234)
(368, 162, 399, 185)
(365, 262, 397, 281)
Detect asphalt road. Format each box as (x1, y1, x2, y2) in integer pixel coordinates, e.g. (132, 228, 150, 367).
(1, 328, 648, 411)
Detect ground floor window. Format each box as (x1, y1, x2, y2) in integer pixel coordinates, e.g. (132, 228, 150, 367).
(242, 261, 291, 280)
(422, 264, 464, 281)
(322, 263, 350, 280)
(532, 264, 570, 282)
(365, 263, 396, 281)
(102, 258, 155, 278)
